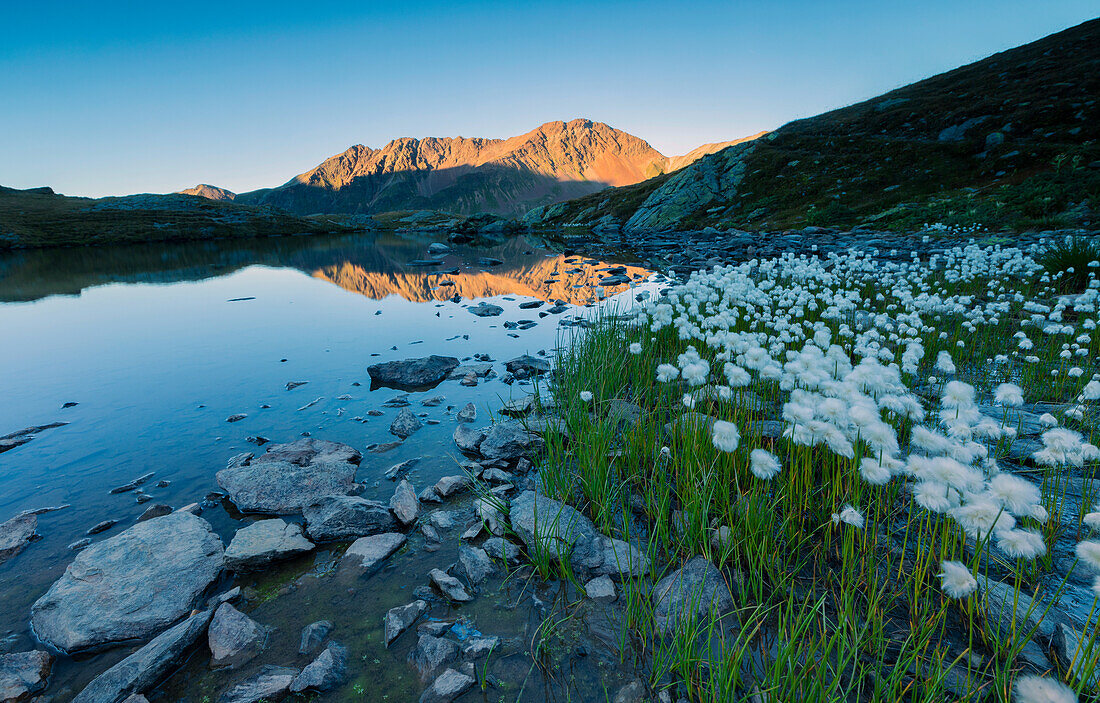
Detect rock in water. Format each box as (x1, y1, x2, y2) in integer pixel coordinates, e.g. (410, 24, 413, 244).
(385, 600, 428, 646)
(452, 424, 486, 454)
(31, 512, 225, 653)
(456, 545, 493, 586)
(0, 650, 52, 702)
(342, 533, 406, 572)
(504, 355, 550, 376)
(652, 556, 734, 632)
(298, 621, 333, 656)
(390, 480, 420, 525)
(428, 569, 473, 602)
(224, 519, 315, 571)
(69, 609, 213, 703)
(216, 439, 361, 514)
(367, 356, 460, 391)
(455, 403, 477, 423)
(290, 642, 348, 693)
(390, 408, 422, 438)
(478, 422, 544, 462)
(420, 668, 474, 703)
(467, 303, 503, 317)
(208, 603, 266, 666)
(218, 666, 299, 703)
(408, 635, 458, 682)
(303, 496, 396, 542)
(0, 514, 36, 565)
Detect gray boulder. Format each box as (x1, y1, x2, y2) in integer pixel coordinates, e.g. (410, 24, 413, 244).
(298, 621, 333, 655)
(0, 514, 36, 565)
(478, 422, 544, 462)
(482, 537, 521, 564)
(216, 440, 360, 515)
(390, 408, 422, 438)
(456, 545, 493, 586)
(433, 475, 473, 499)
(428, 569, 473, 602)
(208, 603, 266, 666)
(31, 512, 224, 653)
(70, 609, 213, 703)
(504, 355, 550, 376)
(408, 635, 458, 682)
(224, 519, 314, 571)
(385, 600, 428, 646)
(219, 666, 299, 703)
(390, 480, 420, 525)
(368, 356, 460, 391)
(455, 403, 477, 423)
(453, 424, 486, 454)
(1053, 623, 1098, 688)
(467, 303, 503, 317)
(343, 533, 407, 572)
(0, 650, 52, 703)
(303, 496, 396, 542)
(652, 556, 734, 632)
(585, 575, 617, 604)
(420, 668, 474, 703)
(290, 642, 348, 693)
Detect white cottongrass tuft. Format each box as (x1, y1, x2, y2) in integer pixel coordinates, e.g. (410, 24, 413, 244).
(749, 449, 781, 480)
(579, 391, 593, 403)
(996, 528, 1046, 560)
(1075, 541, 1100, 571)
(858, 458, 892, 485)
(1083, 510, 1100, 530)
(988, 473, 1041, 515)
(1012, 675, 1077, 703)
(629, 342, 642, 355)
(711, 420, 740, 453)
(656, 364, 679, 382)
(993, 382, 1024, 407)
(937, 561, 977, 599)
(832, 504, 864, 529)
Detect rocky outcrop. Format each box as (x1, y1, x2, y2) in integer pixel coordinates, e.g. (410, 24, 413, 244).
(224, 519, 314, 571)
(31, 512, 224, 653)
(216, 439, 361, 514)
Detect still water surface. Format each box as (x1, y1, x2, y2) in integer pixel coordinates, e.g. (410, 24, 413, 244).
(0, 232, 656, 701)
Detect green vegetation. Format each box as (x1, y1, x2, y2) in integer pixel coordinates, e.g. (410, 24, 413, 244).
(1037, 235, 1100, 292)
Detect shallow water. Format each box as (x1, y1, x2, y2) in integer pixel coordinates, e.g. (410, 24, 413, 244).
(0, 231, 656, 701)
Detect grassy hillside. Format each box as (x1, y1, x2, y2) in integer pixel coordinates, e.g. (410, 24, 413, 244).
(0, 187, 350, 250)
(529, 18, 1100, 233)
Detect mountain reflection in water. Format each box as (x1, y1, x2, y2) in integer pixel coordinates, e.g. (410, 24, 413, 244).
(0, 232, 651, 305)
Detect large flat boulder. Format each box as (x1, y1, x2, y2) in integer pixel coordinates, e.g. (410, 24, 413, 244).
(224, 519, 314, 571)
(216, 439, 360, 514)
(70, 609, 214, 703)
(303, 496, 396, 542)
(342, 533, 406, 573)
(31, 512, 224, 653)
(367, 356, 460, 391)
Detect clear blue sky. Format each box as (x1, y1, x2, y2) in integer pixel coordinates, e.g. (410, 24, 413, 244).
(1, 1, 1095, 198)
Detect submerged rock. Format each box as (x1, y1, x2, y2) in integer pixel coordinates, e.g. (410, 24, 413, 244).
(224, 519, 314, 571)
(504, 355, 550, 376)
(419, 668, 474, 703)
(0, 650, 52, 703)
(0, 514, 36, 565)
(433, 475, 473, 499)
(652, 556, 734, 632)
(208, 603, 266, 666)
(467, 303, 503, 318)
(385, 600, 429, 647)
(455, 403, 477, 423)
(290, 642, 348, 693)
(428, 569, 474, 602)
(298, 621, 333, 656)
(408, 635, 459, 682)
(70, 609, 213, 703)
(343, 533, 407, 572)
(219, 665, 299, 703)
(390, 408, 423, 438)
(368, 356, 460, 391)
(303, 496, 396, 542)
(31, 512, 224, 653)
(216, 439, 361, 514)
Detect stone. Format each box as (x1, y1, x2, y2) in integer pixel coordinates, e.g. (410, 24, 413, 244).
(208, 603, 266, 666)
(390, 480, 420, 525)
(652, 556, 734, 632)
(504, 355, 550, 376)
(0, 422, 67, 454)
(478, 422, 544, 462)
(978, 406, 1047, 436)
(137, 504, 172, 522)
(343, 533, 407, 572)
(417, 621, 453, 637)
(0, 514, 36, 565)
(433, 475, 473, 499)
(482, 537, 521, 564)
(461, 637, 499, 659)
(408, 635, 459, 682)
(467, 303, 503, 317)
(69, 609, 213, 703)
(613, 680, 648, 703)
(290, 642, 348, 693)
(455, 403, 477, 423)
(429, 569, 474, 602)
(421, 395, 445, 407)
(385, 600, 429, 646)
(218, 665, 298, 703)
(456, 545, 494, 585)
(453, 424, 486, 454)
(427, 511, 455, 530)
(978, 575, 1058, 642)
(226, 414, 247, 423)
(216, 439, 361, 514)
(585, 575, 616, 604)
(476, 498, 506, 536)
(419, 668, 474, 703)
(390, 408, 422, 438)
(1053, 623, 1098, 688)
(368, 356, 460, 391)
(30, 512, 224, 653)
(0, 651, 52, 703)
(298, 621, 333, 655)
(303, 496, 396, 542)
(447, 363, 494, 381)
(224, 519, 314, 571)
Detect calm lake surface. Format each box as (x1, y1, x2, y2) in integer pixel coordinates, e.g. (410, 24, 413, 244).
(0, 231, 657, 702)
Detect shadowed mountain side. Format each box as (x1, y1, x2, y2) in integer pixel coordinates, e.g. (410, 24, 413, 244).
(0, 232, 649, 305)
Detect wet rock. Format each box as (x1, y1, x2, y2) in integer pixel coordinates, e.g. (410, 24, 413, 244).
(218, 665, 299, 703)
(343, 533, 406, 572)
(408, 635, 459, 682)
(303, 496, 396, 542)
(86, 519, 118, 535)
(390, 481, 420, 525)
(1053, 623, 1098, 688)
(110, 473, 155, 494)
(0, 650, 52, 703)
(421, 395, 445, 407)
(0, 422, 67, 454)
(421, 524, 442, 545)
(385, 600, 429, 646)
(453, 424, 486, 454)
(67, 538, 91, 551)
(298, 621, 333, 655)
(224, 519, 314, 571)
(286, 381, 308, 390)
(429, 569, 474, 602)
(433, 475, 473, 499)
(368, 356, 460, 391)
(385, 457, 420, 480)
(419, 487, 443, 504)
(420, 668, 474, 703)
(31, 512, 225, 653)
(448, 364, 493, 380)
(585, 576, 616, 604)
(478, 422, 544, 462)
(427, 511, 455, 531)
(460, 372, 478, 387)
(652, 556, 734, 633)
(612, 680, 648, 703)
(455, 403, 477, 423)
(69, 609, 213, 703)
(226, 414, 247, 423)
(500, 395, 539, 417)
(978, 575, 1058, 642)
(290, 642, 348, 693)
(208, 603, 266, 666)
(482, 537, 521, 564)
(417, 621, 453, 637)
(0, 514, 36, 565)
(137, 504, 172, 522)
(467, 303, 503, 318)
(390, 408, 423, 438)
(456, 545, 493, 585)
(216, 439, 361, 514)
(461, 637, 499, 659)
(504, 355, 550, 376)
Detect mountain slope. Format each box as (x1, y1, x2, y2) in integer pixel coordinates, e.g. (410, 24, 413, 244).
(178, 184, 236, 201)
(220, 119, 754, 218)
(528, 18, 1100, 232)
